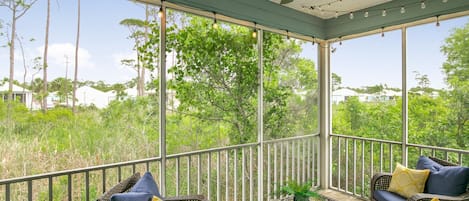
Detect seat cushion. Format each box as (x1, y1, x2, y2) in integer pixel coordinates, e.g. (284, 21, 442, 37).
(374, 190, 406, 201)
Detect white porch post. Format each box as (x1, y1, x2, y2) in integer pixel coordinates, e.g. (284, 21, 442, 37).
(159, 3, 167, 196)
(257, 29, 264, 201)
(401, 27, 408, 167)
(318, 41, 331, 189)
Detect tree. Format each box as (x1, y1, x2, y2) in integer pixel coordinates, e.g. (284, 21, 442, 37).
(72, 0, 80, 113)
(441, 22, 469, 149)
(120, 18, 146, 96)
(332, 73, 342, 91)
(0, 0, 38, 115)
(42, 0, 50, 111)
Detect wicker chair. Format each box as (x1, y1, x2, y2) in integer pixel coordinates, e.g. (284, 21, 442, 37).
(370, 157, 469, 201)
(97, 172, 206, 201)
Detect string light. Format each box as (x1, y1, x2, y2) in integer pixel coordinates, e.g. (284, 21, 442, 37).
(252, 22, 257, 38)
(158, 7, 163, 18)
(212, 12, 218, 29)
(339, 37, 342, 45)
(312, 36, 315, 45)
(293, 0, 449, 21)
(381, 27, 385, 37)
(286, 30, 290, 39)
(436, 15, 440, 27)
(158, 1, 164, 18)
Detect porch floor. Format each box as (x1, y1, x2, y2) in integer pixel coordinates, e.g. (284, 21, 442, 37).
(318, 189, 366, 201)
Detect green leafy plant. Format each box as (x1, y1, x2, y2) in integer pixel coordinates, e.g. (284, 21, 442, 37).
(279, 181, 322, 201)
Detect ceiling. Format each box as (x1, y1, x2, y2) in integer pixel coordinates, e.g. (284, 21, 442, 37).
(270, 0, 392, 19)
(161, 0, 469, 40)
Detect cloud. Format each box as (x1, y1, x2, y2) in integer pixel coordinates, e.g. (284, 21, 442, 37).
(36, 43, 95, 70)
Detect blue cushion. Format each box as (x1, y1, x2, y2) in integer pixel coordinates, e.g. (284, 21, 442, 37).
(374, 190, 406, 201)
(130, 172, 161, 198)
(416, 156, 469, 196)
(426, 166, 469, 196)
(110, 192, 154, 201)
(416, 156, 443, 172)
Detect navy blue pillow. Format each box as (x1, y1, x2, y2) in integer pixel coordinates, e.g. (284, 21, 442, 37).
(426, 166, 469, 196)
(416, 156, 469, 196)
(110, 192, 154, 201)
(416, 156, 442, 172)
(130, 172, 161, 198)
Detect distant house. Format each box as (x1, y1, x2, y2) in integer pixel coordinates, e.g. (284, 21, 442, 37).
(332, 88, 358, 103)
(0, 83, 34, 109)
(75, 86, 114, 109)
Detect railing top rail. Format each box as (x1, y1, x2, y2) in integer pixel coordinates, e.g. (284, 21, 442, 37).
(331, 133, 402, 145)
(0, 156, 162, 185)
(264, 133, 319, 144)
(166, 142, 259, 158)
(331, 134, 469, 154)
(407, 143, 469, 154)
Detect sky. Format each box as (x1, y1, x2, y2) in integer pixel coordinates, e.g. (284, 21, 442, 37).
(0, 0, 468, 89)
(0, 0, 146, 84)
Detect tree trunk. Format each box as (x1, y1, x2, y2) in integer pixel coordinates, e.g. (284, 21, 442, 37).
(7, 7, 16, 123)
(72, 0, 81, 113)
(42, 0, 51, 111)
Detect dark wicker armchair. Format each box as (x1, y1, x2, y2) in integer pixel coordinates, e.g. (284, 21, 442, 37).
(97, 172, 206, 201)
(370, 157, 469, 201)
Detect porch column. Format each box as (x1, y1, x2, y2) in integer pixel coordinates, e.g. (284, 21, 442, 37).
(159, 3, 167, 196)
(318, 41, 331, 189)
(401, 27, 408, 167)
(257, 29, 264, 201)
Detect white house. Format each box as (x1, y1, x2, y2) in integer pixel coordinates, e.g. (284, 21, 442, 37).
(75, 86, 114, 109)
(332, 88, 358, 104)
(0, 83, 35, 109)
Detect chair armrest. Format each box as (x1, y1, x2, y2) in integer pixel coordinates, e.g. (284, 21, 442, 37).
(370, 173, 393, 201)
(408, 191, 469, 201)
(164, 195, 206, 201)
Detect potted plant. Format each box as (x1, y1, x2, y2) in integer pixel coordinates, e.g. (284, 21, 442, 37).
(279, 180, 322, 201)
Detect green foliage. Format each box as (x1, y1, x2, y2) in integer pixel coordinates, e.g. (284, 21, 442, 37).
(441, 22, 469, 149)
(279, 180, 321, 201)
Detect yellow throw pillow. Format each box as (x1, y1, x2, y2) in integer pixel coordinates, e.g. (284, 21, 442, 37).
(152, 196, 163, 201)
(388, 163, 430, 198)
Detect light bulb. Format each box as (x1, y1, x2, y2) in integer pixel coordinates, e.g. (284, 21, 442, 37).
(381, 28, 385, 37)
(158, 7, 163, 18)
(335, 11, 339, 19)
(421, 1, 426, 9)
(349, 12, 354, 20)
(364, 11, 369, 18)
(400, 6, 406, 14)
(212, 19, 218, 29)
(252, 29, 257, 38)
(442, 0, 448, 3)
(382, 9, 387, 17)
